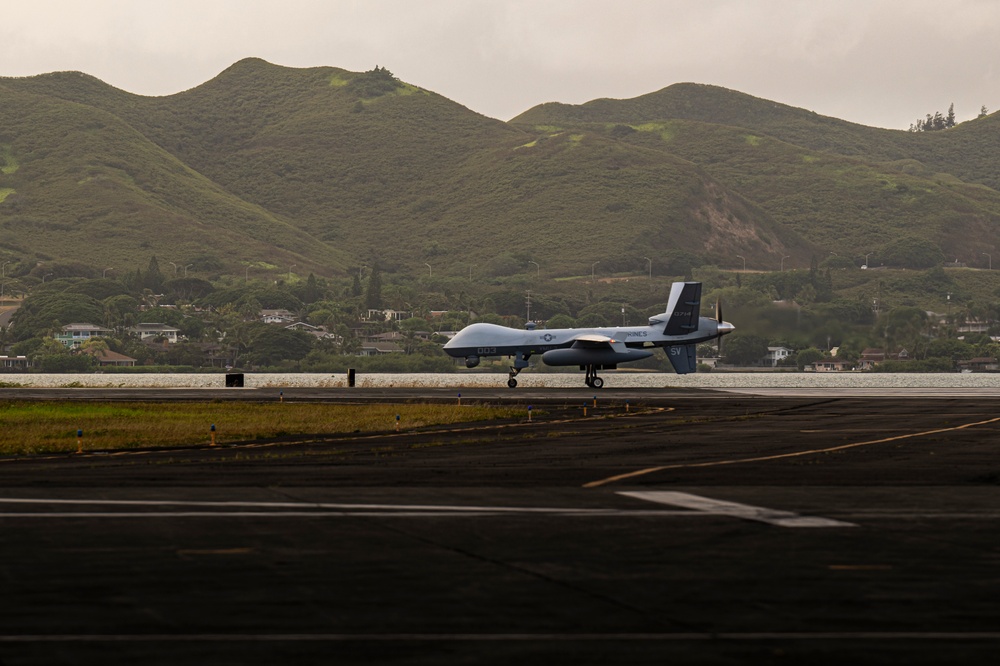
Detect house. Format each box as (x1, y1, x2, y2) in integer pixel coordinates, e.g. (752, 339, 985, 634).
(857, 348, 910, 370)
(763, 346, 794, 367)
(262, 309, 297, 324)
(358, 342, 404, 356)
(958, 319, 991, 335)
(0, 355, 29, 371)
(365, 309, 411, 322)
(958, 357, 1000, 372)
(86, 349, 137, 367)
(130, 323, 181, 343)
(55, 323, 113, 348)
(284, 321, 342, 343)
(811, 359, 854, 372)
(857, 348, 886, 370)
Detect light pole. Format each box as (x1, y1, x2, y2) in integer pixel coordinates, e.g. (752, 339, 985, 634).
(168, 261, 178, 275)
(184, 264, 193, 277)
(591, 261, 600, 283)
(865, 252, 872, 267)
(103, 267, 114, 278)
(736, 255, 746, 273)
(643, 256, 651, 281)
(288, 264, 296, 281)
(42, 273, 53, 283)
(780, 255, 790, 271)
(1, 260, 10, 278)
(424, 263, 432, 278)
(529, 260, 539, 278)
(983, 253, 992, 270)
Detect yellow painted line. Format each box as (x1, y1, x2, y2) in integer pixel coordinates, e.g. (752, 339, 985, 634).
(584, 415, 1000, 488)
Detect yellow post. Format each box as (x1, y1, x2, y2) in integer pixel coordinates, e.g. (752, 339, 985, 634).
(583, 403, 588, 417)
(625, 400, 630, 413)
(593, 395, 597, 408)
(395, 414, 401, 432)
(457, 393, 461, 406)
(279, 391, 284, 403)
(527, 405, 533, 422)
(210, 424, 216, 447)
(76, 429, 83, 454)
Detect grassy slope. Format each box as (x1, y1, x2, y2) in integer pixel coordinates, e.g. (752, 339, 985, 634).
(0, 78, 346, 272)
(512, 84, 1000, 265)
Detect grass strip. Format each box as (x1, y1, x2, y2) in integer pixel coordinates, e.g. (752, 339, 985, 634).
(0, 401, 522, 455)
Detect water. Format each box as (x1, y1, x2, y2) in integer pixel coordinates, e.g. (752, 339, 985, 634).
(4, 372, 1000, 390)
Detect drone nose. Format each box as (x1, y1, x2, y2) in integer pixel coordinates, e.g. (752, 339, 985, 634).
(717, 321, 735, 335)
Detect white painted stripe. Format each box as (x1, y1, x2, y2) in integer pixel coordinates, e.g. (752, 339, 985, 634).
(619, 491, 856, 528)
(0, 510, 697, 519)
(0, 498, 606, 514)
(0, 632, 997, 642)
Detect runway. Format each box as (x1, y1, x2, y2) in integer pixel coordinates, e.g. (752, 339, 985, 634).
(1, 389, 1000, 664)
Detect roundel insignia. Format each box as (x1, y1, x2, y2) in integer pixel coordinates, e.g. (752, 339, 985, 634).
(542, 333, 554, 342)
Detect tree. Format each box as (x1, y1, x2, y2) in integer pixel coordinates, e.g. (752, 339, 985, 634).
(878, 306, 929, 354)
(144, 256, 165, 293)
(721, 333, 769, 366)
(908, 103, 957, 131)
(300, 273, 322, 304)
(880, 236, 944, 269)
(364, 264, 383, 310)
(246, 327, 314, 366)
(9, 292, 105, 340)
(796, 347, 826, 371)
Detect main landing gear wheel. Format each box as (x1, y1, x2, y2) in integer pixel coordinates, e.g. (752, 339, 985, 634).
(584, 365, 604, 389)
(507, 377, 518, 389)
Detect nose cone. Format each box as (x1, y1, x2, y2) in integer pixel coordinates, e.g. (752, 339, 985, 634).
(718, 321, 735, 336)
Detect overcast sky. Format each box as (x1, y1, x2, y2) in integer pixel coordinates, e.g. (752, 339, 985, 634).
(2, 0, 998, 130)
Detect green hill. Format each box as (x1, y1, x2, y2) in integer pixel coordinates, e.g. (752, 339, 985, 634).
(512, 83, 1000, 268)
(2, 63, 999, 282)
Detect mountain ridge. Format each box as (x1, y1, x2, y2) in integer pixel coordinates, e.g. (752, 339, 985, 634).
(1, 59, 997, 281)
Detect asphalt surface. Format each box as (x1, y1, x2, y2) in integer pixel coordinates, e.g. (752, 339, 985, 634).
(2, 387, 1000, 664)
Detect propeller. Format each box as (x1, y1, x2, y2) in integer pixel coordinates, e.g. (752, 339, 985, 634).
(715, 298, 735, 356)
(716, 298, 724, 357)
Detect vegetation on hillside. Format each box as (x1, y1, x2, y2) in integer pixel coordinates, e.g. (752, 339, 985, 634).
(4, 60, 1000, 283)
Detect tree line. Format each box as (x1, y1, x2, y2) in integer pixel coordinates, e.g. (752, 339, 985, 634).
(908, 103, 989, 132)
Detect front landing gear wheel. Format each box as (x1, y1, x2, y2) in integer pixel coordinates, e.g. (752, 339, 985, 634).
(507, 378, 518, 389)
(591, 377, 604, 389)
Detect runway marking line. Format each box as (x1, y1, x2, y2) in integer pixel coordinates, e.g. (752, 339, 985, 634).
(2, 632, 1000, 642)
(619, 491, 855, 528)
(0, 494, 851, 527)
(584, 414, 1000, 488)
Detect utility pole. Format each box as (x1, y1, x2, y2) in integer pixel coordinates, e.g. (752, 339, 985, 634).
(525, 290, 532, 322)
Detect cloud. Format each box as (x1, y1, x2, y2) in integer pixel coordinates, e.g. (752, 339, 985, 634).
(1, 0, 999, 127)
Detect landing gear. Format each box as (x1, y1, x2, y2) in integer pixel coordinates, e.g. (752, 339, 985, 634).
(507, 351, 530, 389)
(584, 365, 604, 389)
